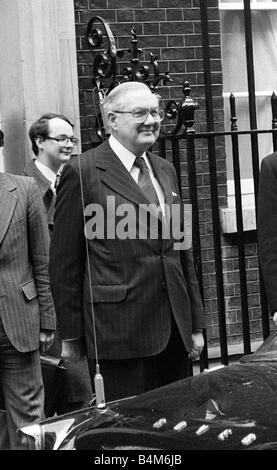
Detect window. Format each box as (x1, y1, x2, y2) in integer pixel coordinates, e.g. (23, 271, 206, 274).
(218, 0, 277, 231)
(220, 0, 277, 179)
(219, 0, 277, 9)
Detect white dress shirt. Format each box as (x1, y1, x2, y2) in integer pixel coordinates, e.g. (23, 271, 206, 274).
(109, 135, 165, 215)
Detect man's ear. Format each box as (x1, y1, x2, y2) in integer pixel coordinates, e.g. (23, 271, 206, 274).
(107, 111, 118, 131)
(35, 135, 44, 151)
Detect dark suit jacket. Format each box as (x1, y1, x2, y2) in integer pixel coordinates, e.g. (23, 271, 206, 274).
(50, 140, 205, 360)
(258, 152, 277, 314)
(0, 173, 56, 352)
(23, 159, 55, 230)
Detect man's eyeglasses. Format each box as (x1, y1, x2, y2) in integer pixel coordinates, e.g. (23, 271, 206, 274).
(46, 135, 79, 145)
(113, 107, 164, 123)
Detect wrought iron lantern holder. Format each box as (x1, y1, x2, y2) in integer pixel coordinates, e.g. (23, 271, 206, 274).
(86, 16, 199, 143)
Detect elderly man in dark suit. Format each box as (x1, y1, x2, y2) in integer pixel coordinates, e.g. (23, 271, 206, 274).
(22, 113, 93, 414)
(50, 82, 205, 402)
(258, 152, 277, 328)
(0, 171, 56, 448)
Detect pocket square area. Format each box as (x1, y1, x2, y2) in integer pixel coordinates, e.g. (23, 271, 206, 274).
(172, 192, 178, 196)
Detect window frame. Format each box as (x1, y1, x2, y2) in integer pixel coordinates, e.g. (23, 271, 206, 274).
(219, 1, 277, 10)
(218, 1, 277, 232)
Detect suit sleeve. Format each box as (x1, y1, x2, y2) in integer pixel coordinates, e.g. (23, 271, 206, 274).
(180, 249, 205, 330)
(49, 163, 86, 340)
(27, 178, 56, 331)
(258, 155, 277, 314)
(171, 165, 206, 330)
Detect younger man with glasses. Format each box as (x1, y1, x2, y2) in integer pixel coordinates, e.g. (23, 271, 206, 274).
(25, 113, 77, 233)
(50, 82, 205, 402)
(23, 113, 93, 415)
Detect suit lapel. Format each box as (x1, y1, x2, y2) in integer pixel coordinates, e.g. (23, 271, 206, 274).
(146, 153, 176, 247)
(94, 142, 174, 232)
(96, 142, 174, 208)
(96, 141, 150, 207)
(147, 152, 173, 208)
(23, 159, 51, 197)
(0, 175, 17, 246)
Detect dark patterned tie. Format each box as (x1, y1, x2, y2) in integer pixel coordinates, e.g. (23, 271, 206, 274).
(48, 173, 60, 231)
(134, 156, 160, 208)
(54, 172, 61, 191)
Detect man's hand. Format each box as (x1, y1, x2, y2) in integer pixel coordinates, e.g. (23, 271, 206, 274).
(189, 331, 204, 361)
(61, 339, 86, 363)
(39, 330, 54, 354)
(273, 312, 277, 326)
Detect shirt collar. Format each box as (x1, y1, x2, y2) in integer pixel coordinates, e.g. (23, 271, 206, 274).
(109, 135, 147, 173)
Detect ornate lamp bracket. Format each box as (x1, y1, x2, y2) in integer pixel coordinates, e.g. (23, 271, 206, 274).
(86, 17, 198, 142)
(87, 16, 124, 99)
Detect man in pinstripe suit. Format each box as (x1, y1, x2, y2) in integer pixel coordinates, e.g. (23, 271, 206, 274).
(0, 169, 56, 448)
(50, 82, 205, 402)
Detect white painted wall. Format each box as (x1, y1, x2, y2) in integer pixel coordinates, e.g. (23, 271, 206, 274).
(0, 0, 80, 173)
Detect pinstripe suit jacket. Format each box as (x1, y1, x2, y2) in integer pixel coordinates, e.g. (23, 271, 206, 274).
(50, 140, 205, 360)
(22, 159, 55, 230)
(0, 173, 56, 352)
(23, 161, 93, 404)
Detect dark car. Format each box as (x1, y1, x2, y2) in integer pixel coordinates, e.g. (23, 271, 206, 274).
(17, 332, 277, 450)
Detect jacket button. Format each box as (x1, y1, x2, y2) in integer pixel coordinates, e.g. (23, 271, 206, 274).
(161, 281, 167, 289)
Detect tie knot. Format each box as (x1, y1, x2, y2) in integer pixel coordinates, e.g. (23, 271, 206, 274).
(134, 156, 148, 172)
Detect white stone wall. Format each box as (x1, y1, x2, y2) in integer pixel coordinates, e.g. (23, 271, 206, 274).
(0, 0, 80, 173)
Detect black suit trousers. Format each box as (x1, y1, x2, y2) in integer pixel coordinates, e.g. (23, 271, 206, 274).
(88, 316, 190, 403)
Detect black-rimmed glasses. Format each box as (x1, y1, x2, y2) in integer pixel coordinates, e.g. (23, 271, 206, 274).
(46, 135, 79, 145)
(113, 107, 164, 123)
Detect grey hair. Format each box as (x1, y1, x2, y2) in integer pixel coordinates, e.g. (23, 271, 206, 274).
(101, 82, 160, 124)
